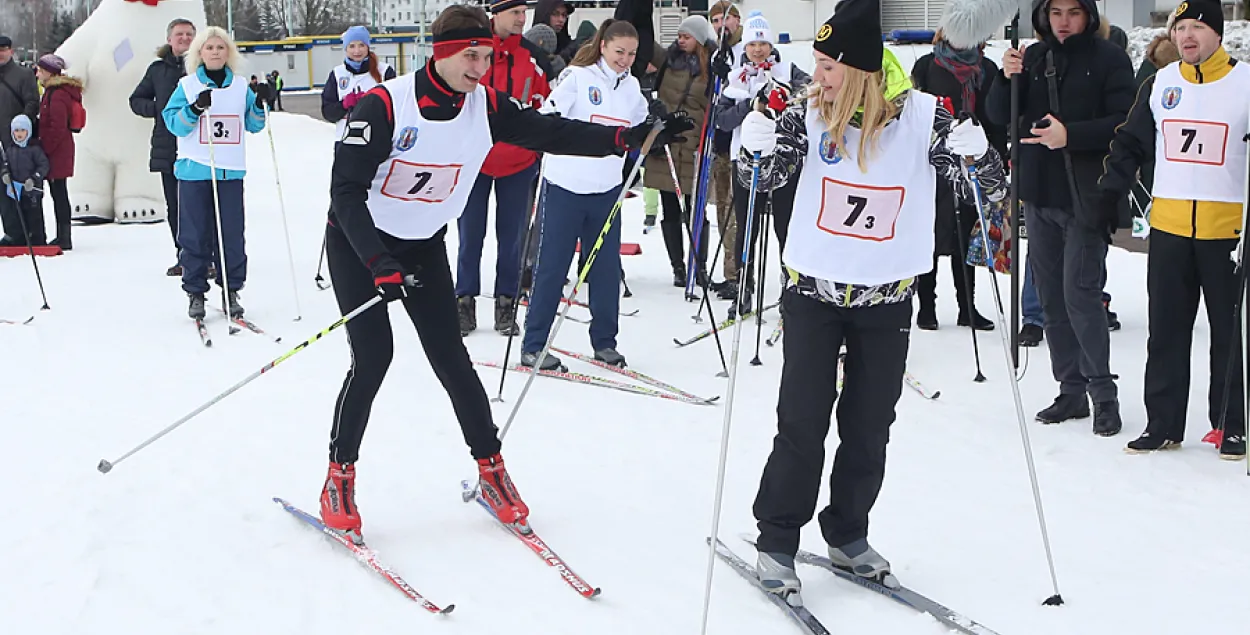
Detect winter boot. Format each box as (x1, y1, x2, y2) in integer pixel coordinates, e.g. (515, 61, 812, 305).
(957, 309, 994, 331)
(187, 293, 207, 320)
(594, 347, 627, 368)
(916, 302, 938, 331)
(476, 453, 530, 530)
(166, 263, 183, 277)
(1092, 400, 1122, 437)
(828, 539, 899, 588)
(457, 296, 476, 336)
(49, 223, 71, 250)
(729, 283, 754, 320)
(756, 552, 803, 606)
(1035, 393, 1090, 424)
(715, 279, 739, 300)
(224, 289, 244, 318)
(319, 462, 363, 545)
(494, 295, 519, 336)
(1104, 299, 1121, 331)
(1219, 431, 1246, 460)
(1019, 324, 1044, 347)
(671, 263, 687, 288)
(207, 261, 217, 281)
(1125, 430, 1182, 454)
(520, 350, 566, 372)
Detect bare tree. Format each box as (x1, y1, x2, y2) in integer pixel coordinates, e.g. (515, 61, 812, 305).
(290, 0, 366, 36)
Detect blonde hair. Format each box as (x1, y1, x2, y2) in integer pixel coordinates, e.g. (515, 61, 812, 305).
(185, 26, 244, 76)
(805, 66, 899, 172)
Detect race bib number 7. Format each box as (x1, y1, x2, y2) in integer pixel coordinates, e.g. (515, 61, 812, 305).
(380, 160, 463, 203)
(1161, 119, 1228, 166)
(199, 114, 242, 145)
(816, 178, 905, 241)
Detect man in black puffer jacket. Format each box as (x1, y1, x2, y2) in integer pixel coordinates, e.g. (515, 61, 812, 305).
(129, 18, 196, 276)
(986, 0, 1134, 437)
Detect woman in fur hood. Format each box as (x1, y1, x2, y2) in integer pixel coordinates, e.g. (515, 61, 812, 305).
(35, 54, 82, 250)
(161, 26, 267, 324)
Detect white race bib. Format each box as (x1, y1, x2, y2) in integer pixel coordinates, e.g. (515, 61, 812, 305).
(199, 114, 243, 145)
(589, 113, 630, 127)
(815, 178, 905, 242)
(1161, 119, 1229, 166)
(379, 161, 464, 203)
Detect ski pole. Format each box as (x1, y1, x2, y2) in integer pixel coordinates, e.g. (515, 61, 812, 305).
(466, 122, 667, 502)
(749, 203, 772, 366)
(203, 103, 240, 335)
(699, 152, 762, 635)
(98, 294, 386, 474)
(263, 103, 304, 321)
(965, 162, 1064, 606)
(954, 199, 987, 382)
(664, 145, 728, 376)
(315, 234, 332, 290)
(494, 156, 547, 403)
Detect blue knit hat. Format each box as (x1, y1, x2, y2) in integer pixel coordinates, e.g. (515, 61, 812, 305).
(10, 114, 31, 147)
(342, 25, 371, 47)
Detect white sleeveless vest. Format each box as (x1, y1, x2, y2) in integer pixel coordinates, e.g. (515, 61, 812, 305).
(332, 62, 393, 138)
(783, 91, 938, 286)
(543, 63, 647, 195)
(176, 72, 249, 171)
(1149, 61, 1250, 204)
(367, 74, 494, 240)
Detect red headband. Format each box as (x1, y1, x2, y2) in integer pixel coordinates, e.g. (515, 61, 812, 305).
(432, 27, 494, 60)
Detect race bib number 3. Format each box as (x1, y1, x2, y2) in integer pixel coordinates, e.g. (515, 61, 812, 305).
(199, 114, 242, 145)
(1161, 119, 1228, 166)
(816, 178, 905, 241)
(380, 161, 463, 203)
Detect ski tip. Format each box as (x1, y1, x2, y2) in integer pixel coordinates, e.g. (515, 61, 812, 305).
(439, 604, 456, 614)
(22, 316, 33, 324)
(931, 391, 942, 399)
(716, 370, 729, 378)
(588, 587, 603, 598)
(97, 459, 113, 474)
(672, 338, 685, 347)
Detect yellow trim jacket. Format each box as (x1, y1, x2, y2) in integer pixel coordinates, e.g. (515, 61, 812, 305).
(1100, 47, 1246, 240)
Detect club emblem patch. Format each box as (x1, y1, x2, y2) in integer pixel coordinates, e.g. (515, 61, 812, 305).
(588, 86, 603, 105)
(1161, 86, 1182, 110)
(395, 126, 419, 151)
(819, 131, 843, 165)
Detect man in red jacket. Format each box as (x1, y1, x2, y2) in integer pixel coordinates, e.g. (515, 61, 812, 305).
(455, 0, 553, 337)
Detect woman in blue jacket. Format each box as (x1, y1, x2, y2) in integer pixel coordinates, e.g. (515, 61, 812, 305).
(162, 26, 266, 322)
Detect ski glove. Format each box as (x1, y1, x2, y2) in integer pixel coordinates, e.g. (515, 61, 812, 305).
(739, 111, 777, 157)
(342, 91, 362, 111)
(947, 119, 988, 160)
(190, 89, 213, 114)
(369, 256, 418, 302)
(621, 111, 696, 151)
(23, 179, 34, 191)
(711, 49, 732, 82)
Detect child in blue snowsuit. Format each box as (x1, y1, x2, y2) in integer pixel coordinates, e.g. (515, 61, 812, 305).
(2, 115, 50, 246)
(162, 27, 266, 319)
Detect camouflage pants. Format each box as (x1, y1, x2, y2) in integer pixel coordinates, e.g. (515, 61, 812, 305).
(711, 153, 738, 281)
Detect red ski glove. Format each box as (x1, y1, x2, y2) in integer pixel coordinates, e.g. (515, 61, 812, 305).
(343, 91, 362, 111)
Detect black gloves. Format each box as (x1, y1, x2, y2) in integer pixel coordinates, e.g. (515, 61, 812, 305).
(622, 111, 697, 151)
(711, 49, 732, 83)
(1092, 189, 1124, 241)
(191, 89, 213, 114)
(370, 256, 419, 302)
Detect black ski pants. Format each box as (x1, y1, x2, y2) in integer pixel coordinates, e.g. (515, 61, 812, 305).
(325, 222, 502, 465)
(1144, 231, 1245, 438)
(754, 290, 911, 556)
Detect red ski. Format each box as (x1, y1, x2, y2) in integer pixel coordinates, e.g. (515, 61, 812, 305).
(460, 481, 601, 599)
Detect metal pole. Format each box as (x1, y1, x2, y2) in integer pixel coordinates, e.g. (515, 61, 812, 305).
(227, 0, 234, 38)
(418, 0, 428, 65)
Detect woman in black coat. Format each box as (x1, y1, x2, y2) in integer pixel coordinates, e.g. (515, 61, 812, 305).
(911, 34, 1009, 331)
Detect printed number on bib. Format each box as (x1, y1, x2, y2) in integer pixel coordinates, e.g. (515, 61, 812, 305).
(199, 115, 242, 145)
(380, 161, 463, 203)
(1161, 119, 1228, 166)
(816, 178, 905, 242)
(590, 114, 630, 127)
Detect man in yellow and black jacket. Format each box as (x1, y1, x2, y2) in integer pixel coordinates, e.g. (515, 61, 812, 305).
(1097, 0, 1246, 459)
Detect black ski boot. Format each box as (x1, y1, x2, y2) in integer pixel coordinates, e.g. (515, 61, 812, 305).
(957, 309, 994, 331)
(715, 280, 739, 301)
(1125, 430, 1182, 454)
(594, 347, 626, 368)
(1104, 299, 1121, 331)
(457, 296, 476, 336)
(166, 263, 183, 277)
(1019, 324, 1044, 347)
(188, 293, 207, 320)
(223, 289, 244, 318)
(1220, 432, 1246, 460)
(520, 351, 566, 372)
(671, 263, 686, 288)
(916, 303, 938, 331)
(494, 295, 519, 336)
(1035, 393, 1090, 424)
(1092, 400, 1122, 437)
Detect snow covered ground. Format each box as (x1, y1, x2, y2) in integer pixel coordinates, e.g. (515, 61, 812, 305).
(4, 88, 1250, 635)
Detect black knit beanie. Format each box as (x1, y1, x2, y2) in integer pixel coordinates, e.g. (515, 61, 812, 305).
(813, 0, 883, 73)
(1172, 0, 1224, 37)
